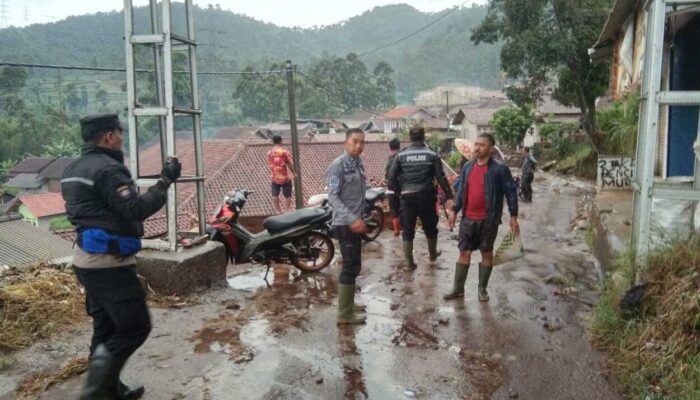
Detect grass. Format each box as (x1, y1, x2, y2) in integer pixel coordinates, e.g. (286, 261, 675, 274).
(555, 144, 597, 179)
(590, 237, 700, 399)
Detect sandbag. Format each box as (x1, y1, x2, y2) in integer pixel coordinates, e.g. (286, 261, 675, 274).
(494, 229, 524, 265)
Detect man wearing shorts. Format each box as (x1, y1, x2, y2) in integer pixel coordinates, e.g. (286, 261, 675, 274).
(445, 133, 519, 302)
(267, 135, 296, 214)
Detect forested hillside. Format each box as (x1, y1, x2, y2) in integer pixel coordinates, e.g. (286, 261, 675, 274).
(0, 3, 501, 102)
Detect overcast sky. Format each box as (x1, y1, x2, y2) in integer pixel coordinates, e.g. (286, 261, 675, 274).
(2, 1, 487, 29)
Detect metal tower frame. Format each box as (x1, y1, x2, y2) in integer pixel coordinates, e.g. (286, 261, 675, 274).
(632, 0, 700, 277)
(123, 0, 207, 251)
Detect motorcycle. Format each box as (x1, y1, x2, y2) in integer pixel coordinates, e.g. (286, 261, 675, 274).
(307, 187, 387, 242)
(207, 189, 335, 279)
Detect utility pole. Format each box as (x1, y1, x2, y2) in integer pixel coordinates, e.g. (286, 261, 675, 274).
(23, 6, 28, 25)
(445, 90, 450, 132)
(0, 0, 9, 29)
(286, 60, 304, 209)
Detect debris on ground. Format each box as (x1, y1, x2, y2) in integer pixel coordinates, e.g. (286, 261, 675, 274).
(15, 356, 87, 400)
(0, 263, 84, 351)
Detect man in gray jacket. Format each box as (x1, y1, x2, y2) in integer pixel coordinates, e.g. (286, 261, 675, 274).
(326, 128, 368, 325)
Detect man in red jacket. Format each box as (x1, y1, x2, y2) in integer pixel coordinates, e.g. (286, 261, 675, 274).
(445, 133, 519, 302)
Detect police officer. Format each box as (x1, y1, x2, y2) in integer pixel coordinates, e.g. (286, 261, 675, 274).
(326, 128, 368, 325)
(385, 138, 402, 236)
(388, 127, 453, 270)
(61, 113, 181, 400)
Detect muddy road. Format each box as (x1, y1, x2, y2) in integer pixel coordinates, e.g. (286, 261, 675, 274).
(2, 173, 620, 399)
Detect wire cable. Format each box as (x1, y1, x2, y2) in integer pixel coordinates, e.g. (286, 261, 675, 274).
(0, 61, 286, 75)
(356, 1, 466, 57)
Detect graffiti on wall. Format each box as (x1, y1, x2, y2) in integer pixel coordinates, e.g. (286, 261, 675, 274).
(597, 157, 635, 190)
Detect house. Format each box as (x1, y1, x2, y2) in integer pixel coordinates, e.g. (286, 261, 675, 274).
(282, 118, 350, 134)
(451, 107, 501, 143)
(589, 0, 699, 178)
(382, 106, 436, 133)
(0, 213, 74, 268)
(255, 123, 316, 140)
(530, 96, 583, 147)
(7, 157, 56, 179)
(17, 192, 69, 231)
(414, 85, 506, 107)
(4, 157, 74, 195)
(210, 126, 259, 141)
(336, 110, 382, 130)
(4, 173, 48, 195)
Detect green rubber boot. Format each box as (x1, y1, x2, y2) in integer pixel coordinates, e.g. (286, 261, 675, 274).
(427, 238, 442, 261)
(353, 302, 367, 312)
(478, 263, 493, 302)
(403, 240, 417, 270)
(443, 263, 469, 300)
(337, 283, 366, 325)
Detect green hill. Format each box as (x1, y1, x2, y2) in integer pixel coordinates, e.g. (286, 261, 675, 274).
(0, 3, 501, 102)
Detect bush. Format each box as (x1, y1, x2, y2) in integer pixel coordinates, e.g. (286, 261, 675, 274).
(596, 90, 639, 156)
(590, 236, 700, 400)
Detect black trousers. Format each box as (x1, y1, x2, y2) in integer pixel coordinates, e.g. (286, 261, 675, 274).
(388, 193, 401, 218)
(334, 226, 362, 285)
(522, 172, 534, 201)
(73, 265, 151, 358)
(400, 190, 438, 241)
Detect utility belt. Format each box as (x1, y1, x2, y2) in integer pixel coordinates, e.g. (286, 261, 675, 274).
(77, 228, 141, 258)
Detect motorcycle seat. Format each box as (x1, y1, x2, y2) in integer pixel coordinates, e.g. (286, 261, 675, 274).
(263, 207, 327, 233)
(365, 187, 386, 203)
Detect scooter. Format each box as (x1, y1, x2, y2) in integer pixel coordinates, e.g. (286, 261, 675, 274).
(207, 189, 335, 279)
(307, 187, 387, 242)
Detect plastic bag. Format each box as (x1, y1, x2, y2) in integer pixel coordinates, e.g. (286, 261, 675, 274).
(494, 229, 524, 265)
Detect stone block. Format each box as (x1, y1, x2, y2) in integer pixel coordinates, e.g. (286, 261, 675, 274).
(136, 240, 226, 295)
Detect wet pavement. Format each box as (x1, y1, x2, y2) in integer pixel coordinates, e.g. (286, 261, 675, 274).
(5, 173, 621, 400)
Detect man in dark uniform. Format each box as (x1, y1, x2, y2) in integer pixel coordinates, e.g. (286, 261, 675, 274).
(61, 113, 181, 400)
(385, 138, 402, 236)
(388, 127, 454, 270)
(326, 128, 368, 325)
(520, 146, 537, 203)
(445, 133, 519, 302)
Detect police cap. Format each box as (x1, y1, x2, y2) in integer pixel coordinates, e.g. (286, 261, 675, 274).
(79, 113, 125, 141)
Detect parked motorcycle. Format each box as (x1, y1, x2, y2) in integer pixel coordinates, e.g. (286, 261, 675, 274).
(307, 187, 387, 242)
(207, 189, 335, 278)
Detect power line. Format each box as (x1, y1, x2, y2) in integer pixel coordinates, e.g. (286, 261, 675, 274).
(356, 1, 466, 58)
(0, 61, 286, 75)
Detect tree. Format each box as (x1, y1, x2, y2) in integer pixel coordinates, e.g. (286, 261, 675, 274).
(490, 105, 534, 147)
(43, 137, 80, 158)
(373, 61, 397, 109)
(95, 89, 109, 108)
(472, 0, 611, 153)
(0, 66, 28, 95)
(66, 83, 82, 113)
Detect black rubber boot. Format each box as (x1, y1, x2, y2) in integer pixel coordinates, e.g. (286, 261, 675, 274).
(117, 380, 144, 400)
(478, 263, 493, 302)
(443, 263, 469, 300)
(427, 238, 442, 261)
(403, 240, 417, 270)
(79, 345, 117, 400)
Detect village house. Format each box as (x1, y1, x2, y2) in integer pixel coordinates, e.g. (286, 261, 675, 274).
(381, 106, 435, 133)
(589, 0, 699, 179)
(17, 192, 69, 232)
(4, 157, 74, 195)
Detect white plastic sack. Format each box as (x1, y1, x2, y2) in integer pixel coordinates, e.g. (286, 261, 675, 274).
(494, 230, 524, 265)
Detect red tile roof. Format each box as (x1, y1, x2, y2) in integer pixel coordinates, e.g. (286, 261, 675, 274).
(383, 106, 432, 120)
(18, 192, 66, 218)
(178, 142, 397, 220)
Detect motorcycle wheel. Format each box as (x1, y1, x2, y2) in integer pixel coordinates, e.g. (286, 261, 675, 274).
(361, 205, 384, 242)
(290, 232, 335, 272)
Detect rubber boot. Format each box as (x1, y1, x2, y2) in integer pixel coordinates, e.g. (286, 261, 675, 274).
(478, 263, 493, 302)
(443, 263, 469, 300)
(392, 217, 401, 236)
(337, 283, 366, 325)
(427, 238, 442, 261)
(353, 300, 367, 312)
(402, 240, 417, 270)
(79, 345, 117, 400)
(118, 380, 144, 400)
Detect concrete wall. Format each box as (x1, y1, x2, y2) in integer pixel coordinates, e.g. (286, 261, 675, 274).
(597, 156, 635, 190)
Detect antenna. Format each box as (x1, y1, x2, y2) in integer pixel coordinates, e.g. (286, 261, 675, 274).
(23, 6, 29, 25)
